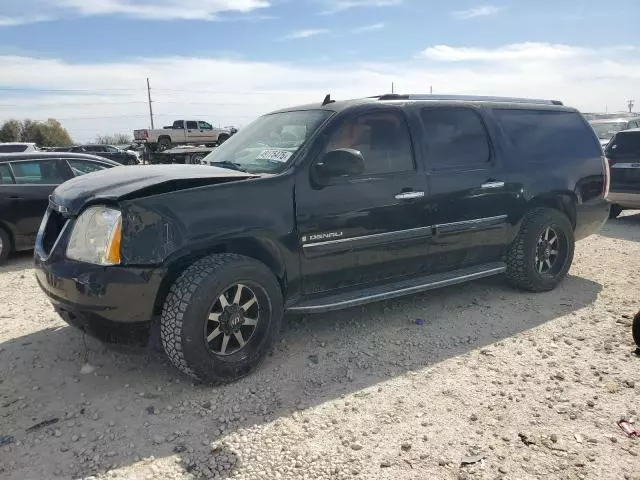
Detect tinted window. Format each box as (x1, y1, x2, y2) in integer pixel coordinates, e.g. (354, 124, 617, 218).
(494, 109, 600, 162)
(68, 159, 110, 176)
(173, 121, 185, 129)
(104, 146, 119, 153)
(198, 121, 212, 130)
(186, 121, 198, 130)
(0, 144, 28, 153)
(420, 108, 490, 168)
(10, 160, 66, 184)
(324, 111, 414, 174)
(606, 132, 640, 156)
(0, 163, 13, 184)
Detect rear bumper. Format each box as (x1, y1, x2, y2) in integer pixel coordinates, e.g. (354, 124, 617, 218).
(607, 191, 640, 209)
(575, 199, 610, 241)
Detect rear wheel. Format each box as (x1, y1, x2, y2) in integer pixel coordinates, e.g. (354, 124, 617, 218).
(157, 137, 172, 151)
(633, 310, 640, 348)
(609, 204, 623, 219)
(0, 228, 10, 265)
(217, 134, 229, 145)
(160, 254, 282, 384)
(506, 207, 575, 292)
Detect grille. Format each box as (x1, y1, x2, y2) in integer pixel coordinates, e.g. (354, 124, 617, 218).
(42, 209, 67, 255)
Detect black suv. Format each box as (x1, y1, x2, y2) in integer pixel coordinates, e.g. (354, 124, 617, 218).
(604, 128, 640, 218)
(34, 94, 609, 383)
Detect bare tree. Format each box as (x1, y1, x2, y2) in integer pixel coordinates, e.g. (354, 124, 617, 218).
(95, 133, 133, 145)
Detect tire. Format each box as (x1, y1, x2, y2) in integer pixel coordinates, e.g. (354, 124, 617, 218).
(160, 253, 283, 384)
(633, 310, 640, 348)
(157, 137, 172, 151)
(505, 207, 575, 292)
(0, 228, 10, 265)
(190, 152, 206, 164)
(609, 204, 623, 219)
(217, 135, 229, 146)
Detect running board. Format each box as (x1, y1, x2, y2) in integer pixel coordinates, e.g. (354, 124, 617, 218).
(287, 263, 506, 314)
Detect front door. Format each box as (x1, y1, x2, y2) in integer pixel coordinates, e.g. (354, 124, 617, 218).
(295, 108, 432, 295)
(418, 106, 513, 273)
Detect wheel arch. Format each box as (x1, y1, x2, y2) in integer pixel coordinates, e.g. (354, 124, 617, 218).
(152, 236, 287, 317)
(526, 192, 577, 229)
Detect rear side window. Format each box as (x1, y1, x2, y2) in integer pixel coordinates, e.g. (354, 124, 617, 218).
(493, 109, 600, 162)
(0, 163, 13, 184)
(606, 132, 640, 156)
(186, 121, 198, 130)
(419, 107, 491, 169)
(10, 160, 66, 184)
(67, 159, 111, 176)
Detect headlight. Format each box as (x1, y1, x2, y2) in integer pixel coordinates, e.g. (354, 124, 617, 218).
(66, 206, 122, 265)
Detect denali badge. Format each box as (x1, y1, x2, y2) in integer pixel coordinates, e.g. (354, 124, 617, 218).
(302, 231, 344, 243)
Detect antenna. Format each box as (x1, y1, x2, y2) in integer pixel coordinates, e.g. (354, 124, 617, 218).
(322, 94, 334, 106)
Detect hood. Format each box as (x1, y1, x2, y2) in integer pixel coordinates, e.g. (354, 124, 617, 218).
(52, 164, 257, 215)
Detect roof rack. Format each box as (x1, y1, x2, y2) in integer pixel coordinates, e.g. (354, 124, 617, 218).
(375, 93, 563, 106)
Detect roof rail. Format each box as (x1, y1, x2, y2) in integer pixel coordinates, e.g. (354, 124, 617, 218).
(376, 93, 563, 106)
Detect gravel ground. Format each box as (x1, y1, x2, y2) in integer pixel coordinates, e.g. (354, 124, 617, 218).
(1, 213, 639, 480)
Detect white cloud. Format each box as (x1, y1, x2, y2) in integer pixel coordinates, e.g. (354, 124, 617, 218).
(321, 0, 401, 14)
(452, 5, 501, 19)
(1, 43, 639, 142)
(0, 0, 270, 24)
(281, 28, 330, 40)
(351, 23, 384, 34)
(420, 43, 586, 62)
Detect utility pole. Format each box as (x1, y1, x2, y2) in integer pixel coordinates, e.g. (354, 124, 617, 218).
(147, 78, 155, 129)
(391, 82, 395, 94)
(430, 85, 433, 94)
(627, 99, 635, 113)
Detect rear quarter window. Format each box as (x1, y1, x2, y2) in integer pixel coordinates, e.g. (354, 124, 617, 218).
(606, 132, 640, 156)
(493, 109, 601, 163)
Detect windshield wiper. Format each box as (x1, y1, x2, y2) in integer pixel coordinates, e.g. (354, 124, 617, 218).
(210, 161, 248, 172)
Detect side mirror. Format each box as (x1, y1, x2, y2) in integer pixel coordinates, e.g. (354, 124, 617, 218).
(315, 148, 364, 180)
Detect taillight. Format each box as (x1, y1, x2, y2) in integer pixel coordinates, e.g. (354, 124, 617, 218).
(602, 156, 611, 198)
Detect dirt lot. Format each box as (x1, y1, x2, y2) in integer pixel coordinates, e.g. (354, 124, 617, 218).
(1, 214, 639, 480)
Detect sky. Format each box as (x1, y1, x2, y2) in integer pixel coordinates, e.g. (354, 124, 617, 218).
(1, 0, 640, 142)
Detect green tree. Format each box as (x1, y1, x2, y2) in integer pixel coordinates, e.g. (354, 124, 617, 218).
(2, 118, 74, 147)
(0, 119, 22, 142)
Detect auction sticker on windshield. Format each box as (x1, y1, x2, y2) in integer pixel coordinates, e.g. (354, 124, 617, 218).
(257, 149, 293, 162)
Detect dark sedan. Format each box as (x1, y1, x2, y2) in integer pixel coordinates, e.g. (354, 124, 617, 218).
(0, 152, 119, 264)
(67, 144, 139, 165)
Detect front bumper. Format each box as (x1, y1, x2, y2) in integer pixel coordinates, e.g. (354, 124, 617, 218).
(607, 191, 640, 210)
(34, 255, 165, 344)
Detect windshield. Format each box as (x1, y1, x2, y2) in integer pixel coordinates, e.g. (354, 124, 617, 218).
(590, 121, 627, 140)
(203, 110, 332, 174)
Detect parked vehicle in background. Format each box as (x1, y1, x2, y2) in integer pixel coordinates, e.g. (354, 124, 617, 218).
(66, 144, 139, 165)
(35, 94, 609, 383)
(590, 117, 640, 148)
(0, 152, 119, 264)
(0, 142, 39, 153)
(133, 120, 233, 151)
(604, 128, 640, 218)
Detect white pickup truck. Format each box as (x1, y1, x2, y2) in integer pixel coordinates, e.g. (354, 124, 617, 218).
(134, 120, 233, 151)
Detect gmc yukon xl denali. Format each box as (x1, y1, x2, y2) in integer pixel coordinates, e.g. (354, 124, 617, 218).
(34, 94, 610, 383)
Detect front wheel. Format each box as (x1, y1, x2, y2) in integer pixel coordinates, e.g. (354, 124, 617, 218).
(0, 228, 10, 265)
(160, 254, 283, 384)
(609, 204, 623, 219)
(505, 207, 575, 292)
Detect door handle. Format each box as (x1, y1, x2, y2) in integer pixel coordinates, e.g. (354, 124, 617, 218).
(395, 191, 425, 200)
(481, 181, 505, 189)
(8, 196, 22, 200)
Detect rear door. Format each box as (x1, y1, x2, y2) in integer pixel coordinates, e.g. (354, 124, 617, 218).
(296, 107, 431, 295)
(606, 131, 640, 192)
(1, 159, 69, 246)
(418, 106, 512, 273)
(185, 121, 199, 143)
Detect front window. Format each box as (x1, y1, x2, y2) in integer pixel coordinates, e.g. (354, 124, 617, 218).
(203, 110, 333, 174)
(590, 121, 628, 140)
